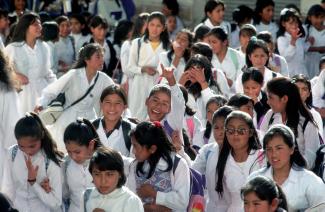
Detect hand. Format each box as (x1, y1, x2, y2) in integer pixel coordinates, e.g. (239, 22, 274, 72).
(160, 64, 176, 86)
(34, 105, 43, 113)
(307, 36, 315, 46)
(144, 203, 172, 212)
(290, 27, 302, 45)
(173, 41, 185, 58)
(25, 155, 38, 184)
(189, 67, 208, 89)
(171, 130, 183, 151)
(137, 184, 157, 199)
(142, 66, 157, 76)
(40, 178, 52, 193)
(15, 72, 29, 85)
(178, 71, 191, 86)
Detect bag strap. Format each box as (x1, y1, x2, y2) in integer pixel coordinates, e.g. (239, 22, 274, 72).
(121, 120, 132, 151)
(65, 72, 99, 110)
(173, 155, 181, 174)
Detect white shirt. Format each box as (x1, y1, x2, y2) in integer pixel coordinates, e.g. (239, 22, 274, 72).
(54, 36, 75, 70)
(249, 166, 325, 211)
(71, 33, 91, 54)
(194, 19, 231, 40)
(255, 22, 278, 43)
(120, 40, 132, 81)
(46, 41, 59, 75)
(212, 68, 232, 98)
(312, 70, 325, 108)
(268, 53, 289, 77)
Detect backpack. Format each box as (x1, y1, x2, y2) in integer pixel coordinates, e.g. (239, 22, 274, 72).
(173, 156, 205, 212)
(312, 144, 325, 182)
(92, 118, 132, 151)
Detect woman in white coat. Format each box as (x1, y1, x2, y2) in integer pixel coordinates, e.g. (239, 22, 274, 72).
(249, 124, 325, 211)
(36, 43, 114, 152)
(5, 13, 56, 113)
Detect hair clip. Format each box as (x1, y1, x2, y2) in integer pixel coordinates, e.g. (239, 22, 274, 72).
(250, 36, 258, 42)
(153, 121, 162, 128)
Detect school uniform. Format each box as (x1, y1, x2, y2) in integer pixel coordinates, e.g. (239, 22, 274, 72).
(310, 107, 324, 140)
(127, 38, 167, 120)
(126, 153, 191, 212)
(260, 110, 322, 169)
(157, 51, 186, 82)
(194, 19, 231, 40)
(82, 186, 144, 212)
(312, 69, 325, 109)
(254, 91, 270, 128)
(63, 157, 93, 212)
(230, 25, 240, 49)
(211, 68, 232, 98)
(71, 33, 91, 54)
(54, 36, 75, 72)
(38, 68, 114, 152)
(277, 32, 310, 77)
(2, 147, 62, 212)
(120, 40, 132, 84)
(268, 53, 289, 77)
(249, 165, 325, 211)
(5, 40, 57, 113)
(46, 41, 59, 75)
(255, 22, 278, 43)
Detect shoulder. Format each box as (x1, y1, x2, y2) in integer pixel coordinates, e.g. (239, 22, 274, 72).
(295, 168, 324, 184)
(248, 166, 270, 180)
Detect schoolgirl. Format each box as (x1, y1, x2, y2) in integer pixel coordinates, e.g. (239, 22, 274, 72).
(2, 113, 64, 212)
(5, 13, 56, 113)
(249, 124, 325, 211)
(62, 118, 103, 212)
(127, 11, 170, 120)
(157, 29, 193, 82)
(193, 25, 210, 43)
(69, 14, 91, 54)
(126, 121, 190, 212)
(83, 147, 144, 212)
(36, 43, 114, 152)
(42, 21, 59, 75)
(260, 77, 321, 169)
(93, 85, 135, 156)
(161, 0, 184, 40)
(237, 24, 257, 58)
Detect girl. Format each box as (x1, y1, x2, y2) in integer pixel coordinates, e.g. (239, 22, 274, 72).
(253, 0, 278, 42)
(42, 21, 59, 75)
(93, 85, 136, 157)
(2, 112, 64, 212)
(54, 16, 75, 74)
(63, 118, 103, 212)
(36, 43, 114, 152)
(305, 4, 325, 78)
(5, 13, 56, 113)
(207, 27, 244, 89)
(276, 8, 311, 77)
(83, 147, 144, 212)
(9, 0, 28, 19)
(235, 37, 281, 93)
(249, 124, 325, 211)
(161, 0, 184, 39)
(193, 25, 210, 43)
(127, 11, 170, 120)
(241, 176, 288, 212)
(157, 29, 193, 82)
(260, 77, 321, 169)
(69, 14, 91, 54)
(127, 121, 190, 212)
(194, 0, 231, 39)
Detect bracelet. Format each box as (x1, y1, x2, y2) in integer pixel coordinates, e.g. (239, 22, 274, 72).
(27, 179, 36, 182)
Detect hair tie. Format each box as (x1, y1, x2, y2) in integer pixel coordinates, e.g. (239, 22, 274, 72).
(153, 121, 162, 128)
(250, 36, 257, 42)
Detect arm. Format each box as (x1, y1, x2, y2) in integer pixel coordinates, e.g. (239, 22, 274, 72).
(120, 41, 134, 78)
(192, 143, 218, 174)
(43, 42, 57, 83)
(1, 151, 15, 201)
(127, 39, 143, 75)
(305, 171, 325, 208)
(277, 36, 297, 61)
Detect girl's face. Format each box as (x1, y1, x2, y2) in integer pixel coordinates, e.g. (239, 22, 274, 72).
(209, 35, 226, 54)
(91, 25, 107, 42)
(260, 5, 274, 23)
(175, 32, 190, 49)
(225, 118, 251, 152)
(243, 79, 262, 101)
(65, 141, 94, 164)
(207, 102, 219, 124)
(213, 117, 225, 144)
(85, 51, 104, 71)
(92, 167, 120, 194)
(265, 135, 293, 172)
(70, 17, 83, 34)
(266, 92, 288, 113)
(207, 5, 224, 24)
(58, 20, 71, 37)
(131, 137, 156, 162)
(14, 0, 26, 11)
(166, 16, 177, 33)
(309, 15, 325, 30)
(27, 19, 42, 40)
(18, 136, 42, 156)
(244, 191, 278, 212)
(249, 48, 268, 70)
(101, 94, 127, 123)
(147, 18, 165, 40)
(239, 34, 251, 49)
(146, 91, 171, 122)
(239, 102, 254, 118)
(295, 82, 310, 103)
(281, 18, 299, 35)
(0, 16, 10, 30)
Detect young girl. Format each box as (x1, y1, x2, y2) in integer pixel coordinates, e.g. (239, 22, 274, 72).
(253, 0, 278, 42)
(249, 124, 325, 211)
(93, 85, 136, 157)
(63, 118, 103, 212)
(2, 112, 63, 212)
(9, 0, 28, 19)
(42, 21, 59, 75)
(235, 37, 281, 93)
(260, 77, 321, 169)
(157, 29, 193, 82)
(127, 11, 170, 120)
(5, 13, 56, 113)
(276, 8, 311, 77)
(83, 147, 144, 212)
(69, 14, 91, 54)
(161, 0, 184, 39)
(54, 16, 75, 74)
(241, 176, 288, 212)
(304, 4, 325, 78)
(127, 121, 190, 212)
(36, 43, 114, 152)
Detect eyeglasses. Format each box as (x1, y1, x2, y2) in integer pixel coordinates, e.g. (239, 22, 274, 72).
(225, 128, 250, 135)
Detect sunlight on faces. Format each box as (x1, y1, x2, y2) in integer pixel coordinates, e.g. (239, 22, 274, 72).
(175, 32, 190, 49)
(249, 48, 268, 70)
(244, 192, 278, 212)
(65, 141, 95, 164)
(91, 26, 107, 42)
(260, 5, 274, 23)
(17, 136, 42, 156)
(85, 51, 104, 71)
(266, 92, 287, 113)
(131, 137, 156, 162)
(207, 5, 225, 24)
(92, 167, 120, 195)
(295, 82, 310, 103)
(146, 92, 171, 122)
(243, 80, 263, 101)
(225, 118, 252, 152)
(101, 94, 127, 123)
(208, 35, 226, 54)
(148, 18, 165, 40)
(281, 18, 299, 35)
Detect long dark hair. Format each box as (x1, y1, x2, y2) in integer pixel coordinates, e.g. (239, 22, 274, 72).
(246, 38, 269, 68)
(143, 11, 170, 50)
(130, 121, 175, 179)
(167, 29, 193, 64)
(132, 12, 149, 39)
(277, 8, 305, 38)
(305, 4, 325, 38)
(0, 49, 15, 91)
(73, 43, 103, 69)
(253, 0, 275, 25)
(216, 111, 261, 196)
(202, 0, 225, 23)
(14, 112, 63, 166)
(291, 74, 313, 109)
(179, 85, 196, 116)
(266, 77, 317, 136)
(113, 20, 134, 47)
(10, 12, 40, 43)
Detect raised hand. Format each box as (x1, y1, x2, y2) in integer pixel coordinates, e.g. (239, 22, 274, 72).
(25, 155, 38, 185)
(160, 64, 176, 86)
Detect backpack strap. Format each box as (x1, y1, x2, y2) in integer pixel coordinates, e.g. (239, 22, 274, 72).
(186, 117, 195, 140)
(302, 119, 309, 134)
(11, 144, 19, 162)
(137, 37, 142, 65)
(173, 155, 181, 174)
(121, 119, 132, 151)
(83, 188, 93, 212)
(68, 35, 76, 60)
(268, 112, 275, 127)
(229, 48, 239, 71)
(272, 71, 277, 78)
(92, 117, 101, 130)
